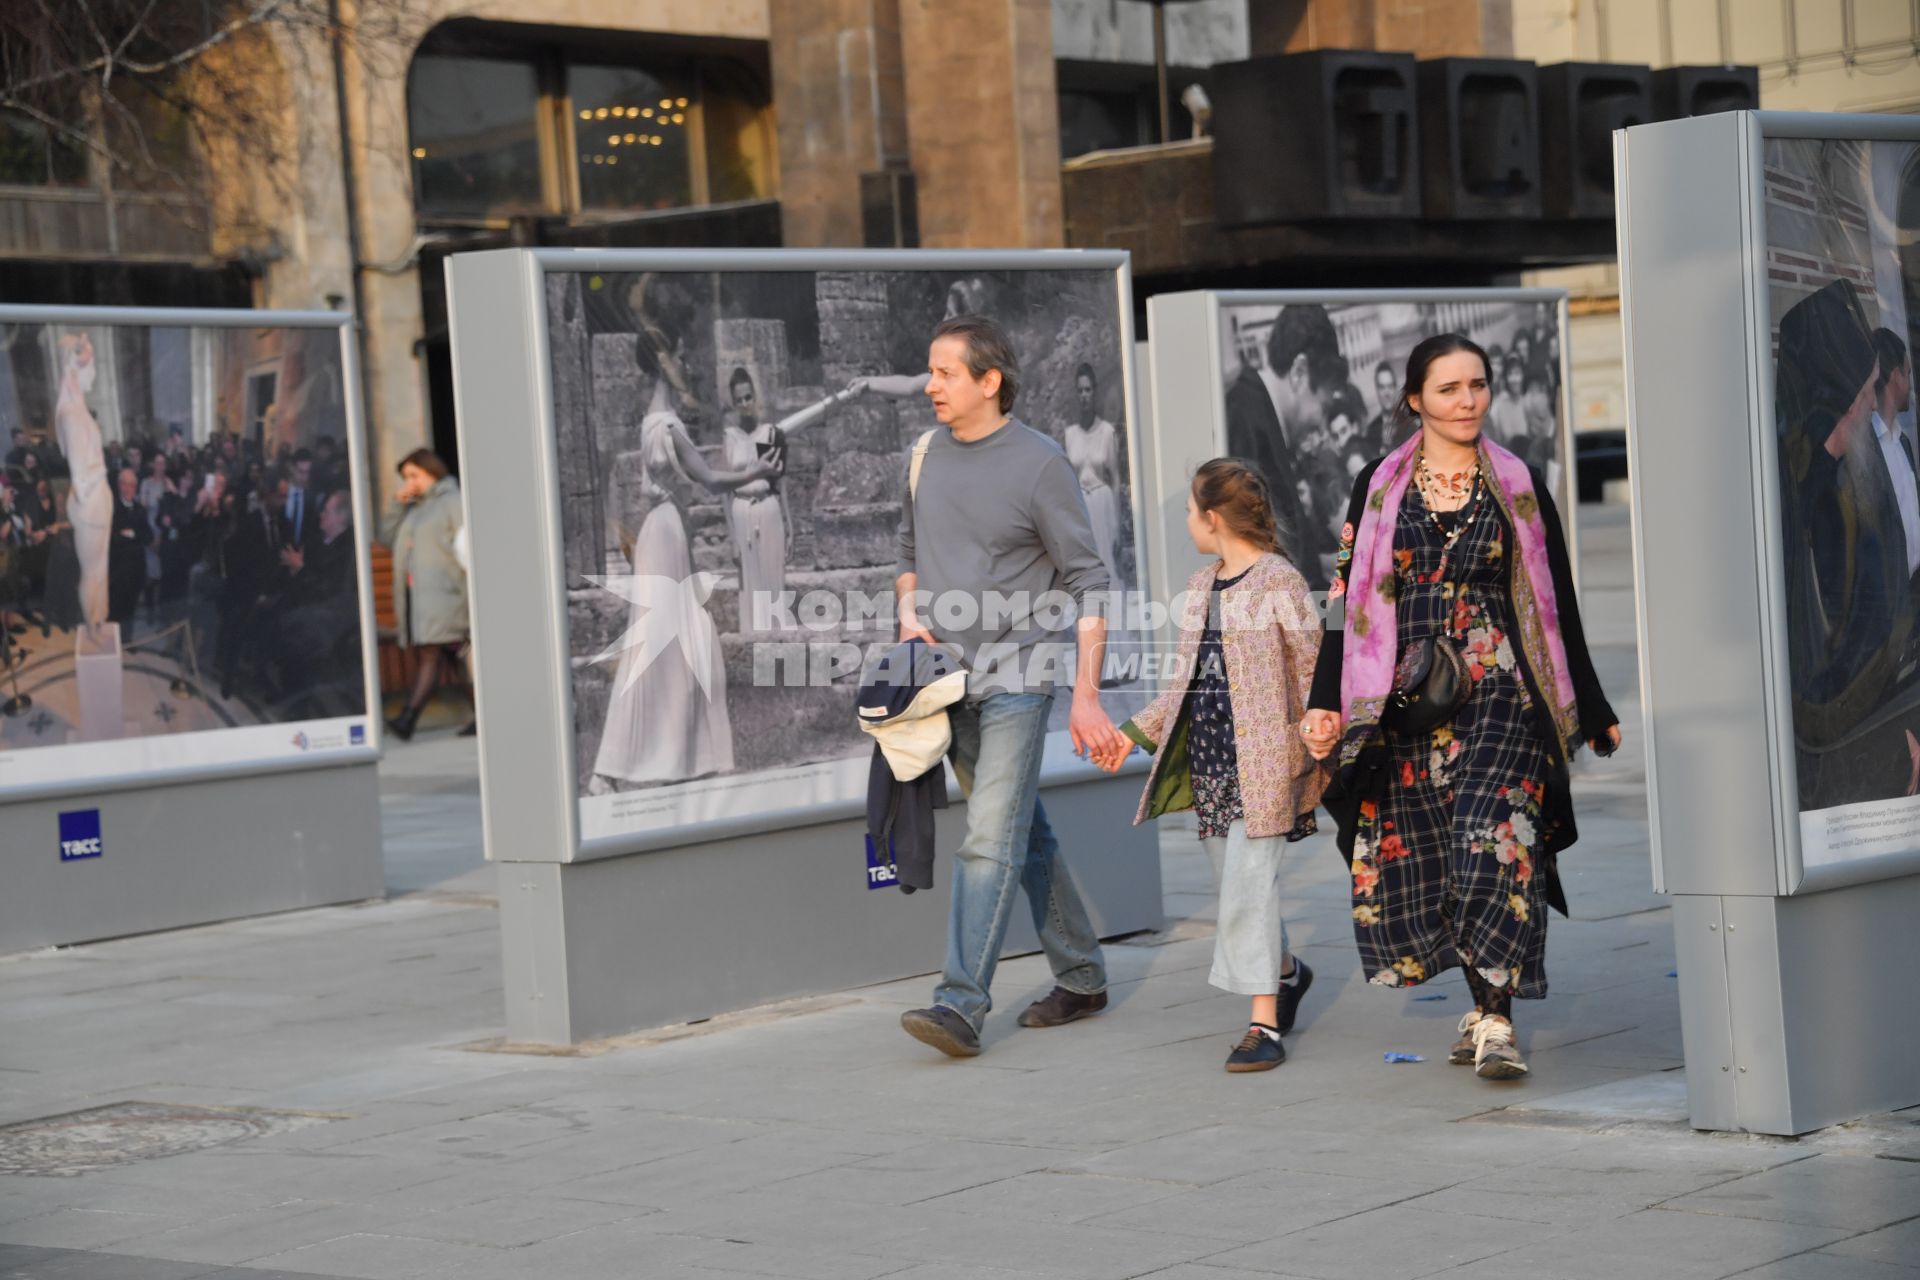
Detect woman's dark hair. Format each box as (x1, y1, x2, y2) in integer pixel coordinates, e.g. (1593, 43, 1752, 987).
(396, 447, 449, 481)
(728, 366, 756, 396)
(1397, 333, 1492, 427)
(932, 314, 1020, 413)
(1074, 361, 1096, 385)
(1192, 457, 1287, 556)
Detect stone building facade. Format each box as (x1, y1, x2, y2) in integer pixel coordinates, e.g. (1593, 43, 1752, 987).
(8, 0, 1913, 496)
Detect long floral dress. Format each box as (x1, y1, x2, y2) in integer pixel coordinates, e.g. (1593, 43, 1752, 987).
(1187, 566, 1249, 839)
(1348, 483, 1555, 997)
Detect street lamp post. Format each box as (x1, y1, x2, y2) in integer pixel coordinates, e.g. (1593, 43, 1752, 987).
(1136, 0, 1207, 143)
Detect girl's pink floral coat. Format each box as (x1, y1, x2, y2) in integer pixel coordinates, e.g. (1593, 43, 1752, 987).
(1125, 553, 1331, 838)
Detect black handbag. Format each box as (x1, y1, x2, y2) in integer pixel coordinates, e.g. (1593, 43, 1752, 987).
(1385, 635, 1471, 735)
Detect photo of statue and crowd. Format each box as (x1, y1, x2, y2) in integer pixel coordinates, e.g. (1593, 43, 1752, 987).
(1768, 136, 1920, 842)
(544, 267, 1145, 809)
(1219, 297, 1569, 592)
(0, 322, 366, 754)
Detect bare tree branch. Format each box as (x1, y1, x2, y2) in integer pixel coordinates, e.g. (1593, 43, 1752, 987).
(0, 0, 423, 220)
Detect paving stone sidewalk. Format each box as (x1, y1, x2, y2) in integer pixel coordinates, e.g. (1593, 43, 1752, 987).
(2, 508, 1916, 1280)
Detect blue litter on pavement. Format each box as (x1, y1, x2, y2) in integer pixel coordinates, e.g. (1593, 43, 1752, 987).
(1667, 970, 1678, 977)
(1412, 993, 1448, 1001)
(1383, 1052, 1426, 1063)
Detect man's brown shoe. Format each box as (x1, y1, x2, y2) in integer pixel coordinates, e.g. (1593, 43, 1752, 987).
(1017, 986, 1108, 1028)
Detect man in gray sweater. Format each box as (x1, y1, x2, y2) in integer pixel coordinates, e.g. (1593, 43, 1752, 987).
(895, 314, 1126, 1057)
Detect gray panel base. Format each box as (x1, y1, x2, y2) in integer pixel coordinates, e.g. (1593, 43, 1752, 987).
(496, 770, 1164, 1044)
(1672, 873, 1920, 1135)
(0, 762, 385, 954)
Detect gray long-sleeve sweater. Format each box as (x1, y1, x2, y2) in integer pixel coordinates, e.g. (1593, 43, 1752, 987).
(896, 419, 1112, 700)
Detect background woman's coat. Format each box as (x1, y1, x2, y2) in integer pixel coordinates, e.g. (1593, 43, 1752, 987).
(382, 476, 468, 647)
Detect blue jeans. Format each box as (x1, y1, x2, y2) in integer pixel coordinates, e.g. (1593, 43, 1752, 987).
(935, 691, 1107, 1031)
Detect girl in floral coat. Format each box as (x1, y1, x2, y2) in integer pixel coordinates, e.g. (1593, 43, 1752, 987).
(1300, 335, 1620, 1081)
(1101, 459, 1329, 1072)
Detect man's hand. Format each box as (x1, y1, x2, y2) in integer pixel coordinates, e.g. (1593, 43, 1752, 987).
(280, 547, 305, 575)
(895, 572, 933, 645)
(1070, 687, 1125, 765)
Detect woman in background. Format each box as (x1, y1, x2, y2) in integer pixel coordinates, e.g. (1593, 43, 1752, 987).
(381, 448, 467, 741)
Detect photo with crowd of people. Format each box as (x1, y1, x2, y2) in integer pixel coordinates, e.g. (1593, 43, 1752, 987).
(0, 320, 368, 759)
(543, 265, 1145, 829)
(1768, 136, 1920, 848)
(1216, 296, 1570, 591)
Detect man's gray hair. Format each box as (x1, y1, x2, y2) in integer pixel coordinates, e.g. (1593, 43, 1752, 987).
(933, 314, 1020, 413)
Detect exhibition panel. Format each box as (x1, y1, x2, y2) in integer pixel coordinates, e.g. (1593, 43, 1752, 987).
(451, 250, 1154, 862)
(1620, 111, 1920, 1133)
(448, 249, 1162, 1042)
(0, 306, 384, 951)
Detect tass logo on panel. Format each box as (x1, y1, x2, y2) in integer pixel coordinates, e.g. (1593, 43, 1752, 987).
(59, 809, 103, 862)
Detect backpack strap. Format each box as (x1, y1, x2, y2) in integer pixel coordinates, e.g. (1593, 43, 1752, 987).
(908, 429, 936, 501)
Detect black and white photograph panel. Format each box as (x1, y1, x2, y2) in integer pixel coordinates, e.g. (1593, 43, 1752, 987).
(0, 320, 370, 793)
(542, 266, 1147, 841)
(1216, 296, 1570, 591)
(1765, 134, 1920, 865)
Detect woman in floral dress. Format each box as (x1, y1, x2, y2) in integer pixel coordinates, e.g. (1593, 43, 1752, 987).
(1299, 334, 1620, 1080)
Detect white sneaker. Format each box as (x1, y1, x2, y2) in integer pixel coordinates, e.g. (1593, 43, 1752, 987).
(1471, 1014, 1528, 1079)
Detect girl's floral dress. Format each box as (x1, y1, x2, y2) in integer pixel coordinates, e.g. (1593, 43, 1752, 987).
(1348, 482, 1554, 997)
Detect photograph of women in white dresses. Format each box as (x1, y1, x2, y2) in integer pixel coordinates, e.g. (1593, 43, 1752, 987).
(546, 266, 1145, 829)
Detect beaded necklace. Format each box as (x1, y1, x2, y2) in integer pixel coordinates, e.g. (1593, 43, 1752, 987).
(1415, 450, 1485, 576)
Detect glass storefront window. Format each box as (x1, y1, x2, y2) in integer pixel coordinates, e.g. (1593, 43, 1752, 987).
(701, 63, 776, 204)
(409, 55, 544, 217)
(569, 65, 695, 212)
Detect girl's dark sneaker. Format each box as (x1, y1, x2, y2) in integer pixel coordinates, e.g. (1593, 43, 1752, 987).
(1226, 1025, 1285, 1072)
(1274, 960, 1314, 1033)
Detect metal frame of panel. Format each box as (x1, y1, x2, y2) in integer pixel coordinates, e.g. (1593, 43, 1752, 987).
(449, 248, 1152, 866)
(0, 305, 381, 801)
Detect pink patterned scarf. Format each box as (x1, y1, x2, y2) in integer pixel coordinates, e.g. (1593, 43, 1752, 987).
(1337, 433, 1579, 764)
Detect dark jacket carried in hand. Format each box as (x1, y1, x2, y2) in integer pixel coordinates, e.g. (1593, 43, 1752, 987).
(858, 639, 967, 893)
